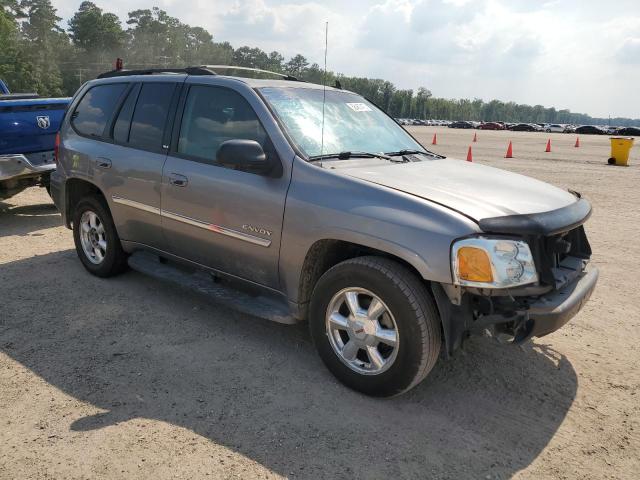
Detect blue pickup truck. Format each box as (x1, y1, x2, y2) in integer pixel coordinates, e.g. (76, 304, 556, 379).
(0, 79, 70, 199)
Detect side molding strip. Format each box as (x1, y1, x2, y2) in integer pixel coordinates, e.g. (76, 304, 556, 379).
(112, 196, 161, 215)
(161, 210, 272, 247)
(111, 195, 271, 248)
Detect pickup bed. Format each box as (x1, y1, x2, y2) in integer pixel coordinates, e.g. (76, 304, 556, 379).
(0, 80, 70, 200)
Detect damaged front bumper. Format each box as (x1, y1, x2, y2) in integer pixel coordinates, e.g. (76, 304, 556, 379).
(527, 267, 598, 337)
(432, 262, 599, 356)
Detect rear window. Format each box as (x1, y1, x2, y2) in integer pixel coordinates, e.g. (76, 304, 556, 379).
(72, 84, 127, 137)
(128, 83, 176, 151)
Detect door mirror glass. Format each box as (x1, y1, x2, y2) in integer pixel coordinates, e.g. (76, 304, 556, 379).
(217, 139, 272, 174)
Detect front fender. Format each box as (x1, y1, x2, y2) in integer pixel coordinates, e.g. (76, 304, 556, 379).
(278, 159, 480, 303)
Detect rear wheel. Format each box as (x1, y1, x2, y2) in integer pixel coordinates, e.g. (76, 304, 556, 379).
(72, 196, 128, 277)
(309, 256, 441, 397)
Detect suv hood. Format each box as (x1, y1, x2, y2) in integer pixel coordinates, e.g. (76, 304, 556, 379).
(337, 158, 577, 221)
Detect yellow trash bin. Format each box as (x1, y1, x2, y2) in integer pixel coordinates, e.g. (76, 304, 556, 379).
(608, 137, 634, 166)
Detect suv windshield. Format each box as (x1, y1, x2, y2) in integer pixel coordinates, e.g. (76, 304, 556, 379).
(260, 87, 425, 158)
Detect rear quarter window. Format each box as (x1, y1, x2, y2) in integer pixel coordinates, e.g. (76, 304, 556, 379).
(71, 83, 128, 137)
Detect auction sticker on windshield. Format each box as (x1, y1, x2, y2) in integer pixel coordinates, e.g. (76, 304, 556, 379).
(346, 103, 372, 112)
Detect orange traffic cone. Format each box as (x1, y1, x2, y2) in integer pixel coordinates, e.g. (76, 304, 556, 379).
(473, 132, 477, 143)
(466, 146, 473, 162)
(432, 133, 437, 145)
(575, 137, 580, 148)
(505, 141, 513, 158)
(545, 139, 551, 152)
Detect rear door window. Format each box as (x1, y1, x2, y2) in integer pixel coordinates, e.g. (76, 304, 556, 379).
(112, 84, 141, 143)
(72, 83, 128, 137)
(128, 83, 176, 151)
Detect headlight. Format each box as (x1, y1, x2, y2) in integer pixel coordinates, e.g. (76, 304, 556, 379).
(452, 237, 538, 288)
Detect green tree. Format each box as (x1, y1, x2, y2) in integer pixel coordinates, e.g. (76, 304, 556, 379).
(1, 0, 37, 91)
(266, 51, 284, 72)
(68, 1, 124, 55)
(126, 7, 181, 66)
(19, 0, 68, 96)
(285, 54, 309, 78)
(232, 46, 269, 69)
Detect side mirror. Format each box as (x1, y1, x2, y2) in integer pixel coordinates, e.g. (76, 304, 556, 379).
(216, 139, 274, 175)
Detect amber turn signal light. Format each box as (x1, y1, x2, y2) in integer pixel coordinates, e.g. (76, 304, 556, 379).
(457, 246, 493, 283)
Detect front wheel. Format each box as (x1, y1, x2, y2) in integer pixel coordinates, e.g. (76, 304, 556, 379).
(309, 256, 441, 397)
(72, 196, 128, 277)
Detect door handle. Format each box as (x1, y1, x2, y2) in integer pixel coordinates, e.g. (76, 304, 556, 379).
(95, 157, 112, 169)
(168, 173, 188, 187)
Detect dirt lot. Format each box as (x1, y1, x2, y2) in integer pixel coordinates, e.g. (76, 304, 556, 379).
(1, 127, 639, 479)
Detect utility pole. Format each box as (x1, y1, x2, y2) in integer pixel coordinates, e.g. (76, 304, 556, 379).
(158, 55, 170, 68)
(75, 68, 89, 87)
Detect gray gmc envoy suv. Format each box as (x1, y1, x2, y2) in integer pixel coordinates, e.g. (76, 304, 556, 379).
(51, 66, 598, 396)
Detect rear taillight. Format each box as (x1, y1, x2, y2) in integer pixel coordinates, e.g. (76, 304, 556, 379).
(54, 132, 60, 164)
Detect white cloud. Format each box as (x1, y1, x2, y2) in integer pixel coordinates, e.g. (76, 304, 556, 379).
(53, 0, 640, 117)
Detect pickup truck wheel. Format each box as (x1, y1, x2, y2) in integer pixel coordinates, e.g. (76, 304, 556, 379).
(72, 196, 128, 278)
(309, 256, 441, 397)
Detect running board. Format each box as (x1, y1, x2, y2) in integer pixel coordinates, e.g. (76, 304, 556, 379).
(127, 251, 296, 324)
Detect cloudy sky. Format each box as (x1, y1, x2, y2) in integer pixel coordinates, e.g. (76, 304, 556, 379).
(55, 0, 640, 118)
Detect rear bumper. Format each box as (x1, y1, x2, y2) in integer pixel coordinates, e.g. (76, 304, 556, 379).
(49, 170, 65, 220)
(527, 267, 599, 337)
(0, 151, 55, 182)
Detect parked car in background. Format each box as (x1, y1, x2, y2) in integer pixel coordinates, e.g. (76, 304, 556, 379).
(510, 123, 538, 132)
(563, 125, 577, 133)
(616, 127, 640, 136)
(575, 125, 604, 135)
(448, 121, 474, 129)
(0, 80, 70, 200)
(478, 122, 505, 130)
(545, 124, 565, 133)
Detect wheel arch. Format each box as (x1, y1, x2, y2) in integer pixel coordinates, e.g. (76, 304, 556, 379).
(64, 178, 108, 228)
(294, 237, 432, 319)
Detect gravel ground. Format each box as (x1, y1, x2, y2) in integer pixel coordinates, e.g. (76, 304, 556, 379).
(1, 127, 638, 479)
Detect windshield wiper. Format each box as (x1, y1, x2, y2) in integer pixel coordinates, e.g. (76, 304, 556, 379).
(309, 151, 395, 162)
(384, 149, 424, 156)
(384, 149, 445, 159)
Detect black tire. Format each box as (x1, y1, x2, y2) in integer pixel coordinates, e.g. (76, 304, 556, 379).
(309, 256, 441, 397)
(72, 196, 128, 277)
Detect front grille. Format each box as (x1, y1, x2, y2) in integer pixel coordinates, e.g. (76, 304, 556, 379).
(528, 226, 592, 286)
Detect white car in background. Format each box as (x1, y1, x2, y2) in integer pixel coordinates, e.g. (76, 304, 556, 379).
(545, 124, 565, 133)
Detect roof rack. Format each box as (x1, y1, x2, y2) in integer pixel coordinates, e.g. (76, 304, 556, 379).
(97, 64, 300, 81)
(97, 66, 215, 79)
(201, 65, 300, 81)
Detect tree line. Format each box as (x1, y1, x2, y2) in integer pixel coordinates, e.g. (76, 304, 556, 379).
(1, 1, 637, 126)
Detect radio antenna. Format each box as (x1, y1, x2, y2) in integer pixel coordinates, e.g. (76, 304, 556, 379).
(320, 21, 328, 160)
